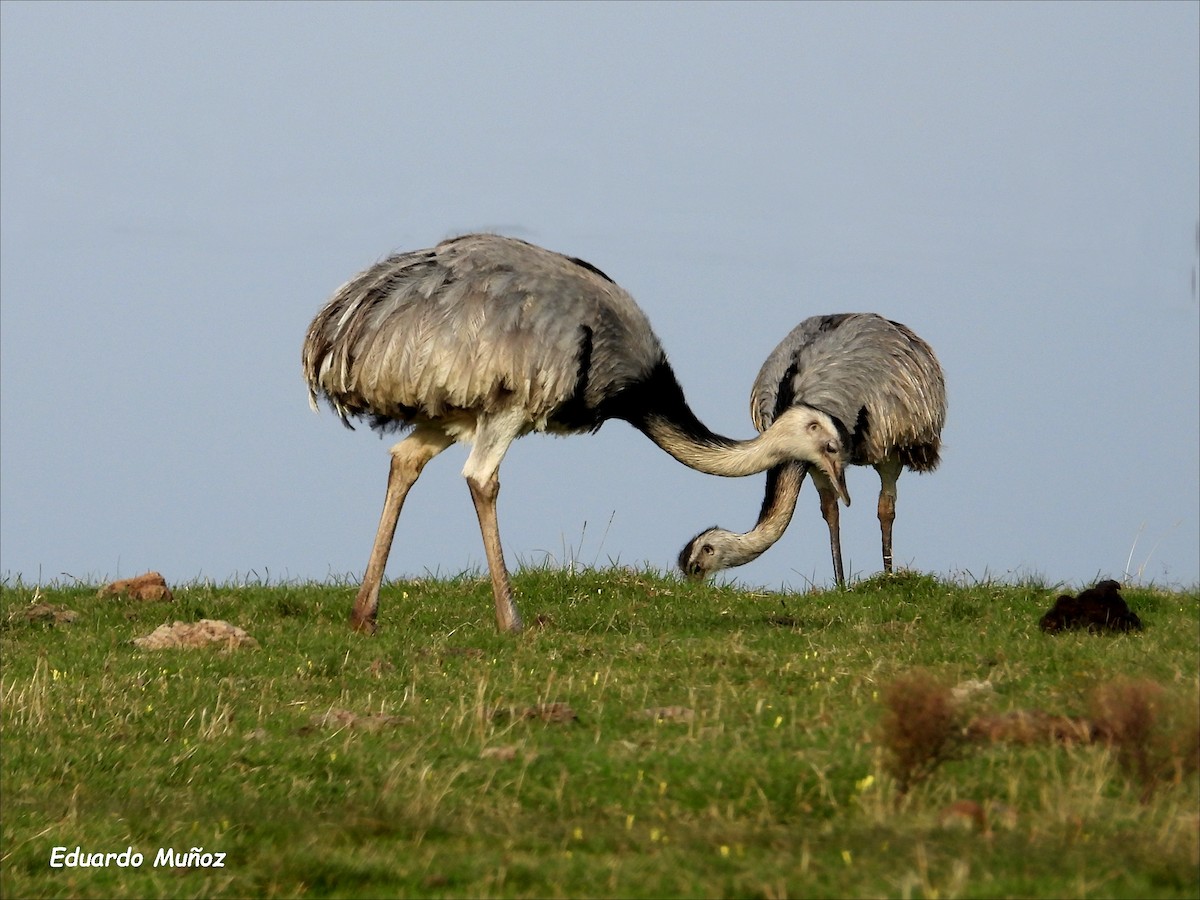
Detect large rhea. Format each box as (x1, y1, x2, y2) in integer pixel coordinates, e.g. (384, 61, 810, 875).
(304, 234, 847, 633)
(680, 313, 946, 585)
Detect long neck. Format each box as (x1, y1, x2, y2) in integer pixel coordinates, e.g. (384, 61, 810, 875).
(718, 463, 807, 567)
(621, 361, 794, 477)
(636, 410, 799, 477)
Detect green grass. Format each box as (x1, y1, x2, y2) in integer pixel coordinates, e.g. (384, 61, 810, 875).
(2, 569, 1197, 899)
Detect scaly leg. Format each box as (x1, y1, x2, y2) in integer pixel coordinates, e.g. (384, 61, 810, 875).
(351, 426, 452, 634)
(467, 471, 522, 633)
(875, 458, 903, 574)
(462, 410, 526, 633)
(812, 471, 845, 586)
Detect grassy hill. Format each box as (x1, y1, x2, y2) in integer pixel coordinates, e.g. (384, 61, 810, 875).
(2, 570, 1197, 898)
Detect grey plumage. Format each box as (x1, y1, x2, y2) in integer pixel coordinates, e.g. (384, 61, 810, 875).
(679, 313, 946, 585)
(303, 234, 849, 633)
(304, 235, 662, 435)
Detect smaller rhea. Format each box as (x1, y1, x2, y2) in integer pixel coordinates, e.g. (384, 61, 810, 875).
(679, 313, 946, 585)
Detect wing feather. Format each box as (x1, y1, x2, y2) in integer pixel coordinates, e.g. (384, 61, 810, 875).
(301, 234, 664, 433)
(751, 314, 945, 468)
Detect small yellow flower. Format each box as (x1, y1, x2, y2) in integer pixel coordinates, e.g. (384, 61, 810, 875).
(572, 827, 583, 840)
(842, 849, 853, 866)
(774, 715, 783, 728)
(625, 814, 635, 831)
(720, 845, 730, 858)
(856, 775, 875, 792)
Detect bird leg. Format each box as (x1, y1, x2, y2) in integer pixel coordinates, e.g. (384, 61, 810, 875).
(466, 471, 522, 634)
(875, 458, 903, 574)
(461, 410, 525, 634)
(351, 427, 452, 634)
(812, 472, 845, 587)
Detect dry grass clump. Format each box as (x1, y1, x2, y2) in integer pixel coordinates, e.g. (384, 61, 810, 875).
(879, 669, 1200, 804)
(879, 668, 966, 794)
(1090, 677, 1200, 800)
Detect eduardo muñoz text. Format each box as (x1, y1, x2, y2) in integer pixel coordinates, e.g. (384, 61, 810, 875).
(50, 846, 226, 869)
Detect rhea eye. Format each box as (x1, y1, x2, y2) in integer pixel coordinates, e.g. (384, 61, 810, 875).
(807, 422, 819, 432)
(701, 544, 714, 556)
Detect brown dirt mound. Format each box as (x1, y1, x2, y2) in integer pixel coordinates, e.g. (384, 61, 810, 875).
(300, 708, 409, 734)
(967, 709, 1099, 745)
(99, 572, 175, 603)
(17, 603, 78, 625)
(640, 706, 696, 722)
(132, 619, 258, 650)
(490, 702, 578, 724)
(938, 800, 1019, 835)
(480, 745, 521, 761)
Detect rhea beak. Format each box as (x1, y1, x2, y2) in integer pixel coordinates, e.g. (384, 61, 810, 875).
(821, 446, 851, 506)
(832, 461, 851, 506)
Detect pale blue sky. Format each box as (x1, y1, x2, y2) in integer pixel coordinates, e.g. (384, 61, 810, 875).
(2, 1, 1197, 594)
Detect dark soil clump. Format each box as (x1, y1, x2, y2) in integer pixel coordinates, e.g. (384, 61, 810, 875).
(1039, 580, 1142, 633)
